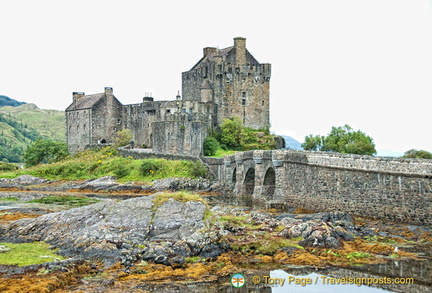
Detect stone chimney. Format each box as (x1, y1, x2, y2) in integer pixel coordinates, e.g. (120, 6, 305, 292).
(72, 92, 85, 108)
(234, 37, 246, 65)
(104, 87, 113, 97)
(203, 47, 217, 57)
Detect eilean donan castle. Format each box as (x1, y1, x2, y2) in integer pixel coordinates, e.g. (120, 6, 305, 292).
(66, 37, 271, 156)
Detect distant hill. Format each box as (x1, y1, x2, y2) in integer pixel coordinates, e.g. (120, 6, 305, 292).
(281, 135, 303, 150)
(376, 150, 404, 157)
(0, 103, 65, 162)
(0, 95, 26, 107)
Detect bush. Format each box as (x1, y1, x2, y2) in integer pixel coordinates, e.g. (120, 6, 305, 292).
(139, 159, 162, 176)
(188, 160, 208, 178)
(114, 164, 130, 178)
(113, 129, 133, 149)
(203, 137, 219, 156)
(22, 140, 69, 167)
(0, 162, 18, 171)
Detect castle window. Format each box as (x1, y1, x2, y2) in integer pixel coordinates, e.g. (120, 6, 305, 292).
(83, 124, 86, 131)
(242, 98, 246, 106)
(167, 109, 171, 114)
(262, 100, 265, 106)
(117, 119, 121, 124)
(242, 92, 246, 98)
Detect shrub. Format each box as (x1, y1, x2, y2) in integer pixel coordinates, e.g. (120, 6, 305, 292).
(189, 160, 208, 178)
(0, 161, 18, 171)
(139, 159, 162, 176)
(114, 164, 130, 178)
(203, 137, 219, 156)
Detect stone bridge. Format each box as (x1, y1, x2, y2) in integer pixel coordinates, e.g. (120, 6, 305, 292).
(203, 150, 432, 225)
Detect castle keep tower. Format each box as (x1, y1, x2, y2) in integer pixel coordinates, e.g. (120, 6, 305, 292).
(66, 37, 271, 156)
(182, 37, 271, 129)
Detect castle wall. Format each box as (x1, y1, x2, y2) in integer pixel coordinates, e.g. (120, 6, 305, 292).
(90, 97, 122, 145)
(66, 109, 91, 153)
(152, 113, 209, 157)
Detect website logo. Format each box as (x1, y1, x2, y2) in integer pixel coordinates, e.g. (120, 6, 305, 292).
(231, 273, 246, 288)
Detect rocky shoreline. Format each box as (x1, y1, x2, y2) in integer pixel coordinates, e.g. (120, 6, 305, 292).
(0, 175, 431, 292)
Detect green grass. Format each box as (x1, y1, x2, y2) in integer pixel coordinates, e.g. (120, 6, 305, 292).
(206, 148, 237, 158)
(347, 252, 371, 260)
(29, 195, 100, 207)
(0, 197, 18, 201)
(0, 147, 208, 182)
(0, 242, 64, 266)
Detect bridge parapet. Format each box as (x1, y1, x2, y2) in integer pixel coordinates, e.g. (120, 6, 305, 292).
(217, 149, 432, 225)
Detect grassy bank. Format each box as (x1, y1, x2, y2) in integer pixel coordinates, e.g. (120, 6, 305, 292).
(0, 147, 207, 182)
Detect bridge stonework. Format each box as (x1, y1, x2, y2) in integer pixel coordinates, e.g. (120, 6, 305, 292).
(206, 150, 432, 225)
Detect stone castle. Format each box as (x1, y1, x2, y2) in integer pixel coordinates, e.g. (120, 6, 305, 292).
(66, 37, 271, 155)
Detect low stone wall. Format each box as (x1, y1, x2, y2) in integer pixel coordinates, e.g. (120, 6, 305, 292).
(118, 148, 201, 162)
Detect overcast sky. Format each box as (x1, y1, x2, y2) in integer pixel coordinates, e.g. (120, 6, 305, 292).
(1, 0, 431, 153)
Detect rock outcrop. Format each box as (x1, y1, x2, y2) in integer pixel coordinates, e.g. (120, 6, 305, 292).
(0, 194, 226, 266)
(278, 212, 356, 249)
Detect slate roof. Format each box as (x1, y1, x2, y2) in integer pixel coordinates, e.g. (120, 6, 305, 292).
(191, 46, 234, 70)
(66, 93, 104, 111)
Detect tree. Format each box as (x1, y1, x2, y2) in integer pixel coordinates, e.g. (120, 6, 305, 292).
(302, 134, 325, 151)
(113, 129, 133, 149)
(402, 149, 432, 159)
(203, 137, 219, 156)
(302, 125, 376, 156)
(22, 140, 69, 167)
(219, 117, 246, 149)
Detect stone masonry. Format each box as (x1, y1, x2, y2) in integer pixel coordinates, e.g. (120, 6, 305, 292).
(66, 37, 271, 156)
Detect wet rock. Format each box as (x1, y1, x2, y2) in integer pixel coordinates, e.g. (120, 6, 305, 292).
(279, 212, 357, 249)
(0, 175, 49, 187)
(198, 243, 227, 259)
(149, 177, 212, 192)
(170, 256, 185, 268)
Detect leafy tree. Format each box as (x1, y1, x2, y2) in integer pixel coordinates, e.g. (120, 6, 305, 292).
(302, 134, 325, 151)
(203, 137, 219, 156)
(22, 140, 69, 167)
(302, 125, 376, 156)
(402, 149, 432, 159)
(113, 129, 133, 149)
(219, 117, 245, 149)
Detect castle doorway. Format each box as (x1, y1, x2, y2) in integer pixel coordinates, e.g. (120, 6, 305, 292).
(100, 139, 107, 144)
(244, 167, 255, 195)
(262, 167, 276, 199)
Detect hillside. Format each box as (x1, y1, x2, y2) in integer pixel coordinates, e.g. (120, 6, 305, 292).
(0, 95, 26, 107)
(281, 135, 303, 150)
(0, 104, 65, 162)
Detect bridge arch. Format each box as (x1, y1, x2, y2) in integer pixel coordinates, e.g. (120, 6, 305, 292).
(244, 167, 255, 195)
(232, 167, 237, 188)
(262, 167, 276, 199)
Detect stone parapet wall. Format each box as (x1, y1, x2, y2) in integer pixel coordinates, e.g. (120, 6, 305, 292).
(118, 148, 201, 162)
(283, 150, 432, 176)
(217, 150, 432, 225)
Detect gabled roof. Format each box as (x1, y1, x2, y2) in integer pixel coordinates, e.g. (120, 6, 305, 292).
(66, 93, 104, 111)
(190, 46, 234, 70)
